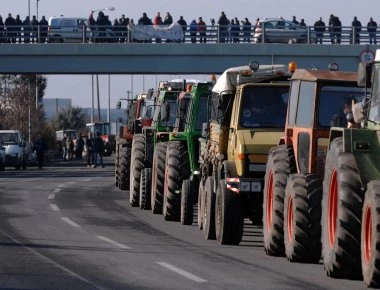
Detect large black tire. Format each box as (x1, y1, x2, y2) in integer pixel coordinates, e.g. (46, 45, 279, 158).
(129, 134, 145, 207)
(139, 168, 152, 210)
(198, 179, 205, 230)
(215, 179, 244, 245)
(263, 145, 296, 256)
(163, 141, 191, 222)
(202, 176, 216, 240)
(362, 180, 380, 288)
(151, 142, 168, 214)
(284, 173, 322, 263)
(181, 179, 194, 225)
(119, 145, 131, 191)
(322, 137, 363, 279)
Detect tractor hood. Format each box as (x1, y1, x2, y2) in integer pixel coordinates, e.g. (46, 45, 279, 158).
(237, 130, 282, 154)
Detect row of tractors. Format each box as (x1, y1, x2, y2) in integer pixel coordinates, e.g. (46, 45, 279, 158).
(115, 49, 380, 288)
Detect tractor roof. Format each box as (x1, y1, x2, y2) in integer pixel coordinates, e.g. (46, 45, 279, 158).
(212, 64, 289, 94)
(291, 69, 358, 82)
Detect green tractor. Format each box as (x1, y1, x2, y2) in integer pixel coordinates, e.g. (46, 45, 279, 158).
(129, 81, 186, 209)
(161, 82, 212, 223)
(321, 56, 380, 286)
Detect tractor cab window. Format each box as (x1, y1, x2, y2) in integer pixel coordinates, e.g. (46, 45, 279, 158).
(318, 85, 365, 127)
(295, 81, 315, 127)
(159, 99, 177, 128)
(369, 64, 380, 122)
(240, 85, 289, 128)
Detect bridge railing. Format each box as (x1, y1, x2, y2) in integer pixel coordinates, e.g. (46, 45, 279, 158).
(0, 25, 377, 45)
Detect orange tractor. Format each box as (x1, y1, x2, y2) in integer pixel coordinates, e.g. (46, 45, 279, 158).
(263, 66, 366, 263)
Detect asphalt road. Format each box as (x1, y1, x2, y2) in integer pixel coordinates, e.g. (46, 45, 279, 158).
(0, 156, 369, 290)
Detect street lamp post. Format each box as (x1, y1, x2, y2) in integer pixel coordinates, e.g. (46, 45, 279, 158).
(36, 0, 40, 20)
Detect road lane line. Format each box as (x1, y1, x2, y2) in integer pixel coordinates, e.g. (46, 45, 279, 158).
(57, 184, 64, 188)
(156, 262, 207, 283)
(96, 236, 131, 249)
(52, 188, 61, 193)
(82, 179, 92, 182)
(48, 193, 55, 200)
(50, 204, 60, 211)
(0, 229, 107, 290)
(61, 217, 80, 228)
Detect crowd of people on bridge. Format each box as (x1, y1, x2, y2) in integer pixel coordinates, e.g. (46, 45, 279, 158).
(0, 11, 378, 44)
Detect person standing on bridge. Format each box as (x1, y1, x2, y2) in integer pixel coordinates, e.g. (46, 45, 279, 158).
(314, 17, 326, 44)
(197, 17, 206, 43)
(351, 16, 362, 44)
(177, 16, 187, 43)
(368, 17, 378, 45)
(153, 12, 163, 43)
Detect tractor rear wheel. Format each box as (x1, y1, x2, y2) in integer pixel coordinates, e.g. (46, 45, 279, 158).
(163, 141, 190, 221)
(362, 180, 380, 288)
(322, 137, 363, 279)
(129, 134, 145, 207)
(139, 168, 152, 210)
(284, 173, 322, 263)
(119, 145, 131, 190)
(151, 142, 168, 214)
(202, 176, 216, 240)
(181, 179, 194, 225)
(215, 179, 243, 245)
(263, 145, 296, 256)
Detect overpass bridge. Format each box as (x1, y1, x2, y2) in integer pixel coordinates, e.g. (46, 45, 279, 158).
(0, 43, 378, 74)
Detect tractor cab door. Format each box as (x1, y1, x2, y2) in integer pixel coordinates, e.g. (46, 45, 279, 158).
(286, 80, 316, 174)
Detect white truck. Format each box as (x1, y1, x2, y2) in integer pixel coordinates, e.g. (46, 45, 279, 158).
(0, 130, 28, 169)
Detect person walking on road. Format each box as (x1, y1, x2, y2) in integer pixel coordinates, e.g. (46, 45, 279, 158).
(33, 134, 47, 169)
(92, 132, 104, 168)
(86, 132, 94, 167)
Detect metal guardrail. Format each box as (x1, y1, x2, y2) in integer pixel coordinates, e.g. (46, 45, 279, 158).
(0, 25, 378, 45)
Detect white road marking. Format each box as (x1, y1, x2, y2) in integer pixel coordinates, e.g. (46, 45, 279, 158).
(52, 188, 61, 193)
(67, 181, 76, 184)
(49, 204, 60, 211)
(156, 262, 207, 283)
(57, 184, 64, 188)
(48, 193, 55, 200)
(61, 217, 80, 228)
(0, 229, 107, 290)
(96, 236, 131, 249)
(82, 179, 92, 182)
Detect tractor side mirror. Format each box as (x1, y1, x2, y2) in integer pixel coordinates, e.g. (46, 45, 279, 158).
(352, 102, 365, 123)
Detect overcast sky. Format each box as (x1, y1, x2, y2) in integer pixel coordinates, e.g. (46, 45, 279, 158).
(2, 0, 379, 108)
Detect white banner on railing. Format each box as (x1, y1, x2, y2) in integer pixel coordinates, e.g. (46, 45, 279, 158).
(128, 23, 184, 41)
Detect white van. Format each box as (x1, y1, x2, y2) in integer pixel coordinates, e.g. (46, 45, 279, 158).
(0, 130, 27, 169)
(48, 17, 90, 43)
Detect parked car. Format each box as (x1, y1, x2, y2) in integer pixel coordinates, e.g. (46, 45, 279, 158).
(48, 17, 90, 43)
(0, 130, 27, 169)
(253, 18, 316, 44)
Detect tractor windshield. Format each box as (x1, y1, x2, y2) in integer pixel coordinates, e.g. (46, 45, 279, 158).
(318, 85, 365, 127)
(239, 86, 289, 128)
